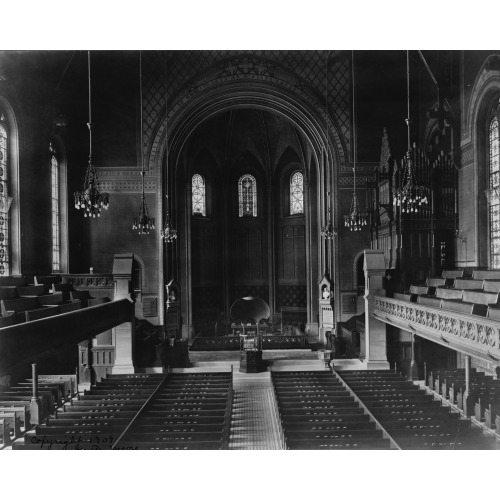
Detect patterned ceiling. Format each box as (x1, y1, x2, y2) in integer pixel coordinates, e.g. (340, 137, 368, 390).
(141, 50, 351, 166)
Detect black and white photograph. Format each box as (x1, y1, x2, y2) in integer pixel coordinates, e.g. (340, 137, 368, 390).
(0, 2, 497, 499)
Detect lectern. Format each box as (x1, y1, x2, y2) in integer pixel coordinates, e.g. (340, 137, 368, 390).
(229, 296, 270, 373)
(239, 333, 263, 373)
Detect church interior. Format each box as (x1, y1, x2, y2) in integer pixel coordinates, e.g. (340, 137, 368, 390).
(3, 46, 500, 457)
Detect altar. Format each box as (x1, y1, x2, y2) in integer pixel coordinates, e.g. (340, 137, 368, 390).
(230, 297, 269, 373)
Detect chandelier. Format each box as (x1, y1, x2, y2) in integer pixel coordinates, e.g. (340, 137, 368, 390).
(74, 51, 109, 218)
(321, 191, 337, 239)
(132, 52, 155, 234)
(161, 52, 177, 244)
(344, 51, 367, 231)
(344, 167, 367, 231)
(393, 51, 428, 213)
(161, 196, 177, 243)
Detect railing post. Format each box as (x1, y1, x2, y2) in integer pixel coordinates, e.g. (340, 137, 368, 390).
(463, 354, 471, 417)
(410, 333, 420, 380)
(29, 362, 42, 425)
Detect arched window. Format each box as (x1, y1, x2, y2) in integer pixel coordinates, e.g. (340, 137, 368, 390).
(290, 170, 304, 215)
(238, 174, 257, 217)
(0, 118, 10, 276)
(192, 174, 206, 216)
(50, 142, 61, 272)
(489, 115, 500, 268)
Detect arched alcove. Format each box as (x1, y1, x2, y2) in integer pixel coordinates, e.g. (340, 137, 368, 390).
(149, 74, 347, 339)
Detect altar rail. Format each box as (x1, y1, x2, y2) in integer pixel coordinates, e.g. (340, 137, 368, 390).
(373, 295, 500, 362)
(190, 335, 306, 351)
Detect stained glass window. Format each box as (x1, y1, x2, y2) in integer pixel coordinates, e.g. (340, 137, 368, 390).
(490, 116, 500, 268)
(238, 174, 257, 217)
(290, 171, 304, 215)
(50, 143, 60, 272)
(192, 174, 206, 216)
(0, 120, 9, 276)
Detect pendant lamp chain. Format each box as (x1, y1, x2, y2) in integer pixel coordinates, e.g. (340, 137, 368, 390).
(74, 51, 110, 218)
(132, 51, 155, 234)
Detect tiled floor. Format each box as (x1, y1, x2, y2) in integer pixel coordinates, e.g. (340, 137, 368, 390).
(228, 372, 283, 450)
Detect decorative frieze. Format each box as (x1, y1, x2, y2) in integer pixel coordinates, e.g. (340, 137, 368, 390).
(374, 296, 500, 359)
(98, 180, 157, 193)
(63, 274, 114, 288)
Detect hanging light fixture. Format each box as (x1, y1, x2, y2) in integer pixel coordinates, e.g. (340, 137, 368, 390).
(344, 51, 367, 231)
(393, 51, 428, 213)
(321, 51, 337, 240)
(132, 51, 155, 234)
(160, 52, 177, 244)
(321, 191, 337, 239)
(74, 51, 110, 218)
(161, 195, 177, 243)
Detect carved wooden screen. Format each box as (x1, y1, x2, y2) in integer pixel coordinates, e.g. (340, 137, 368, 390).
(489, 116, 500, 268)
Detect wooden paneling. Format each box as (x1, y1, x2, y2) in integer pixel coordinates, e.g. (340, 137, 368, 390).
(232, 227, 265, 282)
(280, 224, 305, 282)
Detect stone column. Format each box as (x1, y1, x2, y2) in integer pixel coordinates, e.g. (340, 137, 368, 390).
(410, 333, 420, 380)
(112, 254, 136, 374)
(362, 249, 390, 370)
(463, 354, 472, 417)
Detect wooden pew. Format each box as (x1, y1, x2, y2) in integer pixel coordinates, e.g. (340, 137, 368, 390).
(16, 285, 46, 297)
(0, 277, 27, 287)
(442, 270, 464, 279)
(483, 280, 500, 293)
(0, 313, 15, 328)
(35, 275, 62, 294)
(485, 402, 500, 429)
(0, 404, 30, 428)
(52, 283, 75, 301)
(1, 296, 56, 323)
(463, 289, 499, 305)
(25, 306, 60, 322)
(417, 295, 442, 308)
(70, 290, 94, 307)
(58, 301, 83, 314)
(0, 411, 21, 438)
(0, 418, 11, 446)
(453, 278, 484, 290)
(38, 292, 65, 306)
(439, 299, 474, 315)
(473, 270, 500, 280)
(0, 287, 18, 300)
(436, 287, 464, 300)
(426, 277, 446, 288)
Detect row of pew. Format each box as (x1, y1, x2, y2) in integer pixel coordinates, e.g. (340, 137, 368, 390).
(393, 269, 500, 319)
(271, 370, 391, 449)
(339, 370, 498, 449)
(12, 372, 233, 450)
(427, 367, 500, 430)
(0, 373, 76, 447)
(0, 275, 109, 327)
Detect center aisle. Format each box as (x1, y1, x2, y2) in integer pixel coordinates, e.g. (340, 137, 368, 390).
(228, 372, 283, 450)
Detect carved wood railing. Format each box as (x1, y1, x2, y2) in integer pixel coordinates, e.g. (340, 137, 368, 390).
(0, 298, 134, 373)
(373, 296, 500, 362)
(61, 274, 115, 300)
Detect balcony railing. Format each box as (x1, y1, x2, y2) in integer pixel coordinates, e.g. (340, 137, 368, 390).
(373, 295, 500, 362)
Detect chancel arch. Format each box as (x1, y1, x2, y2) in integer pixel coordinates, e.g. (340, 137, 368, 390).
(153, 85, 345, 339)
